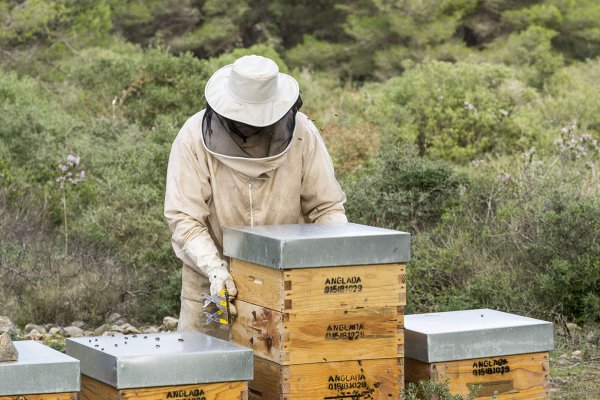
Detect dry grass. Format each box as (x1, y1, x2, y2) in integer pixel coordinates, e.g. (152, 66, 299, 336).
(0, 190, 133, 326)
(550, 325, 600, 399)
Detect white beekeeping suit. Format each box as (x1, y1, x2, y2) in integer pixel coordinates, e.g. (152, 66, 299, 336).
(164, 55, 347, 337)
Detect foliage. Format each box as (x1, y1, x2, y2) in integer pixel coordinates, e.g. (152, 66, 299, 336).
(407, 150, 600, 321)
(1, 0, 600, 334)
(403, 379, 481, 400)
(0, 189, 132, 326)
(479, 25, 565, 87)
(345, 145, 462, 234)
(368, 61, 537, 162)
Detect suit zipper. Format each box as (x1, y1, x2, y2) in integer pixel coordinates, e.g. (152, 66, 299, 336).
(248, 178, 254, 226)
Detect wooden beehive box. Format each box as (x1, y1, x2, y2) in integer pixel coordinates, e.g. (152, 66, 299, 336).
(404, 309, 554, 399)
(224, 223, 411, 399)
(66, 332, 252, 400)
(0, 340, 80, 400)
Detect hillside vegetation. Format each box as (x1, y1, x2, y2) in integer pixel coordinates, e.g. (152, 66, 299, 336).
(0, 1, 598, 334)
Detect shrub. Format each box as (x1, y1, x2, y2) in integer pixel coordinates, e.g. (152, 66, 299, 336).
(344, 144, 462, 234)
(404, 379, 481, 400)
(295, 70, 381, 176)
(0, 189, 132, 326)
(67, 45, 211, 126)
(368, 61, 538, 163)
(408, 149, 600, 321)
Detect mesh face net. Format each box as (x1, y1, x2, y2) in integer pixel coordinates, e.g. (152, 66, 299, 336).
(202, 96, 303, 158)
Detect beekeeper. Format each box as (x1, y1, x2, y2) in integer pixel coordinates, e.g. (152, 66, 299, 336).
(164, 55, 347, 336)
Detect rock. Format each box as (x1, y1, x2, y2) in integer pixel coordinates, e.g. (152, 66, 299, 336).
(71, 320, 86, 329)
(24, 323, 46, 335)
(102, 331, 123, 336)
(63, 326, 85, 338)
(107, 313, 123, 324)
(48, 327, 62, 336)
(121, 324, 141, 334)
(143, 326, 160, 334)
(163, 317, 179, 331)
(25, 328, 44, 341)
(0, 332, 18, 361)
(0, 316, 17, 334)
(110, 324, 126, 333)
(93, 323, 110, 336)
(571, 350, 583, 360)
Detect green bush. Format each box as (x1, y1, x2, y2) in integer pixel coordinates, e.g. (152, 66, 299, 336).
(368, 61, 538, 163)
(405, 149, 600, 321)
(344, 144, 462, 233)
(404, 379, 481, 400)
(480, 25, 565, 88)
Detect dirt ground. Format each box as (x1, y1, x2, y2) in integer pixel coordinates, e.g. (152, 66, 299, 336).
(550, 325, 600, 399)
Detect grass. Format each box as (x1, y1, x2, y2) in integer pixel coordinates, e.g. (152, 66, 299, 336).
(550, 325, 600, 399)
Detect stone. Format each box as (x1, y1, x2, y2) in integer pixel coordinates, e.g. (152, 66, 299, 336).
(110, 324, 126, 333)
(102, 331, 123, 336)
(25, 328, 44, 341)
(71, 320, 86, 329)
(24, 323, 46, 334)
(48, 327, 62, 335)
(143, 326, 160, 334)
(120, 324, 141, 334)
(107, 313, 122, 324)
(571, 350, 583, 360)
(0, 316, 17, 334)
(0, 332, 18, 361)
(63, 326, 85, 338)
(93, 323, 110, 336)
(163, 316, 179, 331)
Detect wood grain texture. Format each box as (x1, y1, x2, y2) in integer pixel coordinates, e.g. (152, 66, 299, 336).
(232, 300, 404, 365)
(405, 352, 550, 399)
(0, 394, 76, 400)
(231, 260, 406, 312)
(80, 374, 248, 400)
(249, 356, 403, 400)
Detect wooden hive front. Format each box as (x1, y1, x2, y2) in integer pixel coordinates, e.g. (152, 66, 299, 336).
(230, 259, 406, 365)
(224, 223, 411, 400)
(66, 332, 253, 400)
(248, 357, 404, 400)
(405, 352, 549, 399)
(404, 309, 554, 399)
(80, 375, 247, 400)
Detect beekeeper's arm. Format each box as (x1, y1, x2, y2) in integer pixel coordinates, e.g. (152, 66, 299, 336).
(299, 116, 348, 224)
(164, 117, 237, 298)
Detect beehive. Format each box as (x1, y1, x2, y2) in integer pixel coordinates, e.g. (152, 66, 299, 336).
(224, 223, 411, 399)
(66, 332, 253, 400)
(404, 309, 554, 399)
(0, 340, 80, 400)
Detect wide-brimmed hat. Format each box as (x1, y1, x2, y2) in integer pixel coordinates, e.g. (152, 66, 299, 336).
(204, 55, 300, 127)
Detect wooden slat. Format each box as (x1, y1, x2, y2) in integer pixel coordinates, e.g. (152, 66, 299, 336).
(0, 393, 76, 400)
(80, 375, 119, 400)
(81, 374, 248, 400)
(232, 300, 404, 364)
(231, 300, 285, 363)
(249, 356, 403, 400)
(231, 259, 407, 312)
(231, 260, 285, 311)
(405, 352, 549, 399)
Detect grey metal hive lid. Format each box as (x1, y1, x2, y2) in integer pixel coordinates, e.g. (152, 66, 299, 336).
(0, 340, 80, 396)
(223, 222, 411, 269)
(66, 332, 252, 389)
(404, 309, 554, 363)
